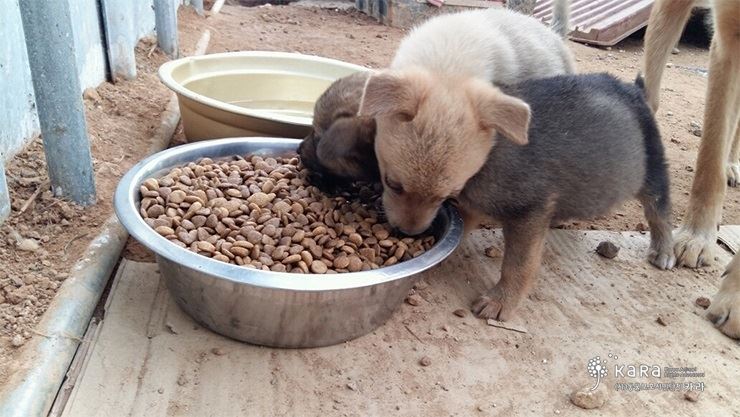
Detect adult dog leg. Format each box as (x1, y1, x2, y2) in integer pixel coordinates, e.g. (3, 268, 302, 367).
(641, 0, 696, 112)
(725, 120, 740, 187)
(706, 252, 740, 339)
(674, 1, 740, 268)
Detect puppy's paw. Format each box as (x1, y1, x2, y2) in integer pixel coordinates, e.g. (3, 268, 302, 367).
(673, 228, 716, 268)
(648, 247, 676, 270)
(727, 162, 740, 188)
(472, 286, 520, 321)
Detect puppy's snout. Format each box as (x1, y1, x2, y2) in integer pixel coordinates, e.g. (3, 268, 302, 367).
(383, 193, 439, 236)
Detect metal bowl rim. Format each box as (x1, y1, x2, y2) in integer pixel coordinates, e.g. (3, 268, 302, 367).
(158, 51, 372, 128)
(114, 137, 463, 292)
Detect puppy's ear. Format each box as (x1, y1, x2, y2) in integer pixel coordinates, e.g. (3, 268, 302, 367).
(317, 116, 376, 161)
(358, 70, 428, 121)
(469, 82, 531, 146)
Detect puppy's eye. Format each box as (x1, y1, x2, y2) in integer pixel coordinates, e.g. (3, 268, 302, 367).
(385, 176, 404, 194)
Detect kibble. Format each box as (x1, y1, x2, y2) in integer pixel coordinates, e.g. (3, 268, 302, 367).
(138, 154, 436, 274)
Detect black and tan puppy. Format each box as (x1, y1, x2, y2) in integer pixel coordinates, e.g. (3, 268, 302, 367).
(298, 71, 378, 193)
(359, 71, 676, 321)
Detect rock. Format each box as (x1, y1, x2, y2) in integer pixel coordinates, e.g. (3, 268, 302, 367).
(695, 297, 711, 309)
(346, 381, 358, 391)
(596, 241, 619, 259)
(672, 47, 680, 55)
(570, 384, 608, 409)
(211, 347, 226, 356)
(419, 356, 432, 367)
(666, 62, 673, 68)
(406, 294, 423, 306)
(11, 334, 25, 347)
(690, 121, 703, 137)
(177, 374, 188, 386)
(453, 308, 467, 318)
(17, 238, 40, 252)
(83, 87, 102, 103)
(656, 315, 668, 326)
(484, 246, 501, 258)
(684, 390, 700, 402)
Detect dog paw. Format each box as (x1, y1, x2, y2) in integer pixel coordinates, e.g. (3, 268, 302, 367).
(706, 257, 740, 339)
(648, 248, 676, 270)
(727, 162, 740, 188)
(706, 288, 740, 340)
(673, 228, 716, 268)
(472, 286, 519, 321)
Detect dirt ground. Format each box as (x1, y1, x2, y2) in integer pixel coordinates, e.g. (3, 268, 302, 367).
(1, 0, 737, 398)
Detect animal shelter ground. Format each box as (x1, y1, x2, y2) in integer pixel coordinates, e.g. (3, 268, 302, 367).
(0, 2, 738, 409)
(59, 229, 739, 416)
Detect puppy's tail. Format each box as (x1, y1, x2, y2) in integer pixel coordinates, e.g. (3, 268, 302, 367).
(634, 72, 646, 92)
(551, 0, 570, 38)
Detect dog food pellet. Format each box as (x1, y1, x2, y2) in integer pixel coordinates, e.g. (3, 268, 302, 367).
(419, 356, 432, 367)
(138, 154, 435, 274)
(484, 246, 502, 258)
(695, 297, 711, 309)
(453, 308, 467, 318)
(596, 241, 619, 259)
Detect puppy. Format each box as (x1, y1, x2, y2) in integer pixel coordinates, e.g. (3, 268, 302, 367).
(297, 71, 378, 193)
(300, 7, 574, 191)
(640, 0, 740, 338)
(360, 71, 676, 321)
(390, 8, 574, 85)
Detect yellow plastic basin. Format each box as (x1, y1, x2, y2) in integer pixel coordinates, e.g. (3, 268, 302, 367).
(158, 51, 370, 140)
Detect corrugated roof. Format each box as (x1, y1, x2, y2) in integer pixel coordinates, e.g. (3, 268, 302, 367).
(533, 0, 654, 46)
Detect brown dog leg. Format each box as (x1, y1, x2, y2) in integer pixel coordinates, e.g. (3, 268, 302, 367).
(641, 0, 696, 112)
(674, 2, 740, 267)
(472, 209, 551, 321)
(725, 120, 740, 187)
(706, 252, 740, 339)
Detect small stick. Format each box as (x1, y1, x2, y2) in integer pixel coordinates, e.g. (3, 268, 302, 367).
(18, 180, 50, 214)
(404, 324, 425, 344)
(64, 233, 89, 255)
(486, 319, 528, 334)
(147, 43, 158, 58)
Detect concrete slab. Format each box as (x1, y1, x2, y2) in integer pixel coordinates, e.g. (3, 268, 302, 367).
(61, 229, 740, 417)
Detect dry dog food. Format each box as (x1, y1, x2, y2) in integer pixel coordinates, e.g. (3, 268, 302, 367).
(138, 154, 436, 273)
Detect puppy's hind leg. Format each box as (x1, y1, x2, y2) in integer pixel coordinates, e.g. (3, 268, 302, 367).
(639, 189, 676, 270)
(472, 208, 552, 321)
(706, 252, 740, 339)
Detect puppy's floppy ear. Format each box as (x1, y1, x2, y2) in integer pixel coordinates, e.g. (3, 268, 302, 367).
(469, 81, 531, 146)
(358, 69, 428, 121)
(317, 116, 376, 161)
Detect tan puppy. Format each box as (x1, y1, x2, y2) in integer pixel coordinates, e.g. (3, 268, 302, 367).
(642, 0, 740, 338)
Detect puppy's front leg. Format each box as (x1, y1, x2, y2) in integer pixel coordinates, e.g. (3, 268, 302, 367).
(472, 211, 551, 321)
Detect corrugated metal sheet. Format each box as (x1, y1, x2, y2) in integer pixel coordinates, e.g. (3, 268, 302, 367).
(534, 0, 654, 46)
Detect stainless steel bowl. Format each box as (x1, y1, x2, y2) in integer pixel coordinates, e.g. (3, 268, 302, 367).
(114, 138, 463, 348)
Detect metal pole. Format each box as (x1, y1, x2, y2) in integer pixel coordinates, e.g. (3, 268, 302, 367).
(19, 0, 96, 205)
(0, 162, 10, 225)
(190, 0, 204, 16)
(154, 0, 179, 58)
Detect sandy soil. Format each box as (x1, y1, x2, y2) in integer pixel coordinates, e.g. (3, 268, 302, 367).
(1, 0, 738, 397)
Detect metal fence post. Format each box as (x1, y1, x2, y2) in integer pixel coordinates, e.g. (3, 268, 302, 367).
(0, 162, 10, 225)
(190, 0, 204, 16)
(154, 0, 179, 58)
(19, 0, 97, 205)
